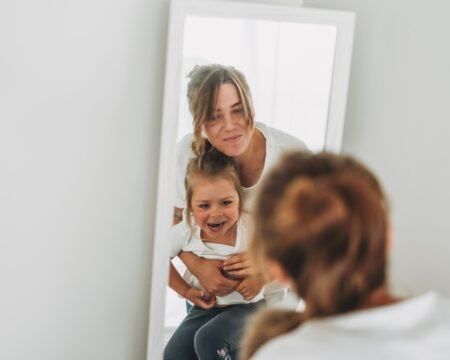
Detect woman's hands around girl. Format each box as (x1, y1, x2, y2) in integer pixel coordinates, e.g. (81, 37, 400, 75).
(179, 252, 240, 296)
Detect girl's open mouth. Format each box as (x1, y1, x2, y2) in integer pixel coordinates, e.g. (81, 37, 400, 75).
(207, 221, 226, 232)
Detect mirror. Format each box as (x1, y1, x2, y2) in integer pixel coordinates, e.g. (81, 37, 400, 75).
(148, 1, 354, 358)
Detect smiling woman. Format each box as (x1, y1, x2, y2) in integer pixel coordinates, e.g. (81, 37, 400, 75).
(175, 64, 305, 215)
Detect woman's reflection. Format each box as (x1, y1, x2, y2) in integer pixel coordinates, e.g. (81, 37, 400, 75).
(166, 64, 306, 359)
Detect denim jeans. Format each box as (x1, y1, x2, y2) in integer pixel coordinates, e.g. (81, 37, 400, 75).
(186, 300, 193, 313)
(164, 300, 264, 360)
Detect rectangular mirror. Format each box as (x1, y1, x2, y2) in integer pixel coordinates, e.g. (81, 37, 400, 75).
(148, 1, 355, 358)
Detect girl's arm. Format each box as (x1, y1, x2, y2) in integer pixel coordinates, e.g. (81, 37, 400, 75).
(178, 251, 240, 296)
(168, 261, 216, 309)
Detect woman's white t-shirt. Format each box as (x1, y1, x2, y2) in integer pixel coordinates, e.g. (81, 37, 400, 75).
(252, 292, 450, 360)
(170, 215, 264, 306)
(174, 122, 307, 211)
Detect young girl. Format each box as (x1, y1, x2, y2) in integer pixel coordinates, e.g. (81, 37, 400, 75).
(241, 151, 450, 360)
(164, 150, 265, 360)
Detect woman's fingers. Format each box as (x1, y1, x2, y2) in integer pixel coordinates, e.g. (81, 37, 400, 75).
(228, 268, 252, 278)
(217, 277, 240, 290)
(235, 282, 244, 293)
(210, 277, 239, 296)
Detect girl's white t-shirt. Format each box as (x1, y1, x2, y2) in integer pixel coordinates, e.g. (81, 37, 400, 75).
(174, 122, 307, 211)
(170, 215, 264, 306)
(252, 292, 450, 360)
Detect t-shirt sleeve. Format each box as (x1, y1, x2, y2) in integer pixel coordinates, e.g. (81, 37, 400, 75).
(169, 219, 191, 258)
(278, 130, 308, 151)
(174, 134, 194, 209)
(262, 123, 308, 153)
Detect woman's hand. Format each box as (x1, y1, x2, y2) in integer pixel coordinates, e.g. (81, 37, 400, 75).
(178, 252, 240, 296)
(222, 251, 259, 278)
(184, 287, 216, 309)
(236, 274, 265, 301)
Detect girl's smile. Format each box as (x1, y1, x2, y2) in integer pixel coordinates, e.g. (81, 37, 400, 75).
(191, 176, 240, 244)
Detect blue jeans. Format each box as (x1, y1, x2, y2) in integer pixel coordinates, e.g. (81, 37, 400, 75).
(164, 300, 264, 360)
(186, 300, 193, 313)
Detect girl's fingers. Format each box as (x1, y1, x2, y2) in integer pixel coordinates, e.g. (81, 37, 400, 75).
(223, 253, 245, 266)
(223, 259, 251, 271)
(196, 296, 216, 309)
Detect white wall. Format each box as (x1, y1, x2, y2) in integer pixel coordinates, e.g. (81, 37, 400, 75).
(0, 1, 168, 359)
(305, 0, 450, 296)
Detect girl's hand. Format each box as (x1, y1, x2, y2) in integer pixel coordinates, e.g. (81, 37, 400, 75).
(179, 252, 240, 296)
(236, 274, 265, 301)
(222, 251, 259, 278)
(184, 287, 216, 309)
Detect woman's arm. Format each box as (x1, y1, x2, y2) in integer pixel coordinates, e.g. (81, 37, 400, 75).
(178, 251, 240, 296)
(168, 261, 216, 309)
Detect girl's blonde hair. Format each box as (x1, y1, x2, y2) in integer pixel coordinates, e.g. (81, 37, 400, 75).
(241, 151, 389, 360)
(184, 149, 243, 230)
(187, 64, 255, 158)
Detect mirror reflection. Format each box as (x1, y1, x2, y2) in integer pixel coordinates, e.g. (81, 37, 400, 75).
(177, 15, 338, 150)
(163, 14, 341, 359)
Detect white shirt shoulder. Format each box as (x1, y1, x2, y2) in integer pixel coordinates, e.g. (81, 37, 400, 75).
(174, 134, 195, 209)
(256, 122, 307, 152)
(169, 218, 191, 258)
(252, 292, 450, 360)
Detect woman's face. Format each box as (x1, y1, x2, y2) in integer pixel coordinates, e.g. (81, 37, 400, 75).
(202, 83, 253, 157)
(190, 176, 240, 241)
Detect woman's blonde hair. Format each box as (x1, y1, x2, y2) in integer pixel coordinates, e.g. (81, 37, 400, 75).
(241, 151, 389, 360)
(187, 64, 255, 158)
(184, 149, 243, 230)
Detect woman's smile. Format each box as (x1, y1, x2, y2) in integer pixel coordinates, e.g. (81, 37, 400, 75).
(223, 134, 243, 143)
(203, 83, 253, 157)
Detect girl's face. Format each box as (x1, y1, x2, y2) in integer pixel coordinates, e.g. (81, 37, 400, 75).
(190, 175, 240, 240)
(203, 83, 253, 157)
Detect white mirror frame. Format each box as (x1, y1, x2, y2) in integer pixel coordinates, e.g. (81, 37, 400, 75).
(147, 1, 355, 358)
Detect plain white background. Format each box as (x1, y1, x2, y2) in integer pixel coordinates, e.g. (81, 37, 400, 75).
(1, 0, 450, 359)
